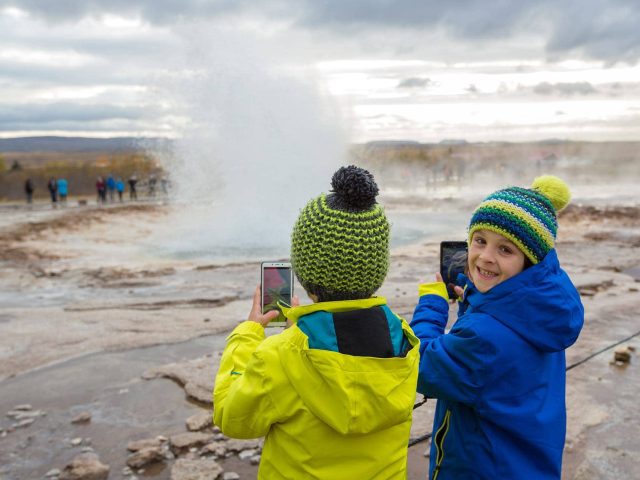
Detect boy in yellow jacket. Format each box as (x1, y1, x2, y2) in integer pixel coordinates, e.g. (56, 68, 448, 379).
(213, 166, 420, 479)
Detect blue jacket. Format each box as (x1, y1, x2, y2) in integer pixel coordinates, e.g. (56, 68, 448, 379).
(410, 250, 584, 479)
(57, 178, 68, 196)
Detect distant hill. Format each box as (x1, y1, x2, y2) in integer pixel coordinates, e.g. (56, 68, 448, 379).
(364, 140, 422, 147)
(0, 136, 173, 153)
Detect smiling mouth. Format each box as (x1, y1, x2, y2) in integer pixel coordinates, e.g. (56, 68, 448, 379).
(477, 267, 498, 279)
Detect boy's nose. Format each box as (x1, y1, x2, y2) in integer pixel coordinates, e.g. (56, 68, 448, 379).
(478, 249, 496, 263)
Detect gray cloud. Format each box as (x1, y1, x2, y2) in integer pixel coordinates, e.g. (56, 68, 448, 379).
(0, 101, 164, 128)
(545, 0, 640, 63)
(0, 61, 151, 87)
(2, 0, 638, 63)
(397, 77, 431, 89)
(532, 82, 598, 96)
(0, 0, 241, 25)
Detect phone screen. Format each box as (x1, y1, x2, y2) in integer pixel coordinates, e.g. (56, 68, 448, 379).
(440, 241, 468, 299)
(261, 264, 293, 325)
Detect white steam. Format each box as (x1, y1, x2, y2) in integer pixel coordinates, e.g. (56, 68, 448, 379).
(154, 24, 348, 260)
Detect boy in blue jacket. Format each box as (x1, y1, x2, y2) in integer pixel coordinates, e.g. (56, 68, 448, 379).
(411, 175, 584, 479)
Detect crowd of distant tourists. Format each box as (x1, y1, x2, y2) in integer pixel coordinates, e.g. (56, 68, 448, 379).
(23, 173, 170, 206)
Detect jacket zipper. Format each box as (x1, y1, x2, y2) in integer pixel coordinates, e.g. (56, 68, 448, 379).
(432, 409, 451, 480)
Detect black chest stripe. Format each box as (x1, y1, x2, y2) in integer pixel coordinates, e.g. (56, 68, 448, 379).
(332, 306, 395, 358)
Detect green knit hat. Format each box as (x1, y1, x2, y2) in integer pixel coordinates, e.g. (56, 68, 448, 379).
(291, 165, 390, 302)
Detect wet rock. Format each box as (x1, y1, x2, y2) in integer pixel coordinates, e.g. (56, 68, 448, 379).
(71, 437, 83, 446)
(71, 412, 92, 424)
(7, 409, 44, 420)
(222, 473, 240, 480)
(574, 275, 614, 297)
(169, 432, 214, 454)
(579, 289, 597, 297)
(126, 446, 165, 469)
(614, 346, 633, 363)
(170, 457, 223, 480)
(224, 438, 262, 453)
(45, 468, 61, 477)
(250, 455, 261, 465)
(59, 453, 109, 480)
(143, 355, 220, 405)
(186, 411, 212, 431)
(13, 404, 33, 411)
(127, 437, 163, 452)
(238, 449, 256, 461)
(13, 418, 35, 428)
(18, 435, 33, 449)
(200, 441, 226, 457)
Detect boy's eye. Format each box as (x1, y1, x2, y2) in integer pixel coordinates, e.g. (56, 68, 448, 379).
(474, 237, 486, 245)
(499, 245, 513, 254)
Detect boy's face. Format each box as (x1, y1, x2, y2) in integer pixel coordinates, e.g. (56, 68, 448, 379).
(468, 229, 526, 293)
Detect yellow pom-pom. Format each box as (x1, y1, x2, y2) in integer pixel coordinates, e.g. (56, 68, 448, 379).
(531, 175, 571, 211)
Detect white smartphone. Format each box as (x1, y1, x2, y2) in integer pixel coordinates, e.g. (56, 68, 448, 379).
(261, 261, 293, 327)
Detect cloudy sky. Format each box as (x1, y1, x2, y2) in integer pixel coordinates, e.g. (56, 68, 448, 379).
(1, 0, 640, 143)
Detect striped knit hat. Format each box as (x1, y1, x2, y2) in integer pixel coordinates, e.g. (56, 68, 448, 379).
(468, 175, 571, 264)
(291, 165, 390, 302)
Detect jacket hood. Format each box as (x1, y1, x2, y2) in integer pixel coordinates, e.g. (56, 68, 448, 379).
(465, 249, 584, 352)
(278, 299, 420, 435)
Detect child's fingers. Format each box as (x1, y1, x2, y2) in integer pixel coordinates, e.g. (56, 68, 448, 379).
(258, 309, 280, 326)
(291, 295, 300, 307)
(453, 285, 464, 299)
(247, 284, 262, 321)
(435, 272, 443, 282)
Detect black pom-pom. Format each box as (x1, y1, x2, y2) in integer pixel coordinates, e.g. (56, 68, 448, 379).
(327, 165, 379, 212)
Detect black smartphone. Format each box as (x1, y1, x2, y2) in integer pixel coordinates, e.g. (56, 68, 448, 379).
(440, 241, 468, 299)
(261, 262, 293, 327)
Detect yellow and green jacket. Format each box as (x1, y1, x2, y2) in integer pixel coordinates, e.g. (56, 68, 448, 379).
(213, 297, 420, 480)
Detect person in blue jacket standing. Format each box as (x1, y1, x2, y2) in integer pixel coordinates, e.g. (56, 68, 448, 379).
(57, 177, 68, 204)
(116, 177, 125, 202)
(411, 175, 584, 480)
(106, 174, 116, 202)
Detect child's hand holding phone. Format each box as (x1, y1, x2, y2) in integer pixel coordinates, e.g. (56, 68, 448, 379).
(435, 272, 465, 302)
(248, 285, 300, 328)
(248, 285, 281, 327)
(439, 241, 468, 301)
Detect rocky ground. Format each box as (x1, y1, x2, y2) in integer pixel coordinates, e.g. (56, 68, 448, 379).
(0, 197, 639, 479)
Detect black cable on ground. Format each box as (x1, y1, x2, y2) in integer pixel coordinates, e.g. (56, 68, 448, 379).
(408, 329, 640, 447)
